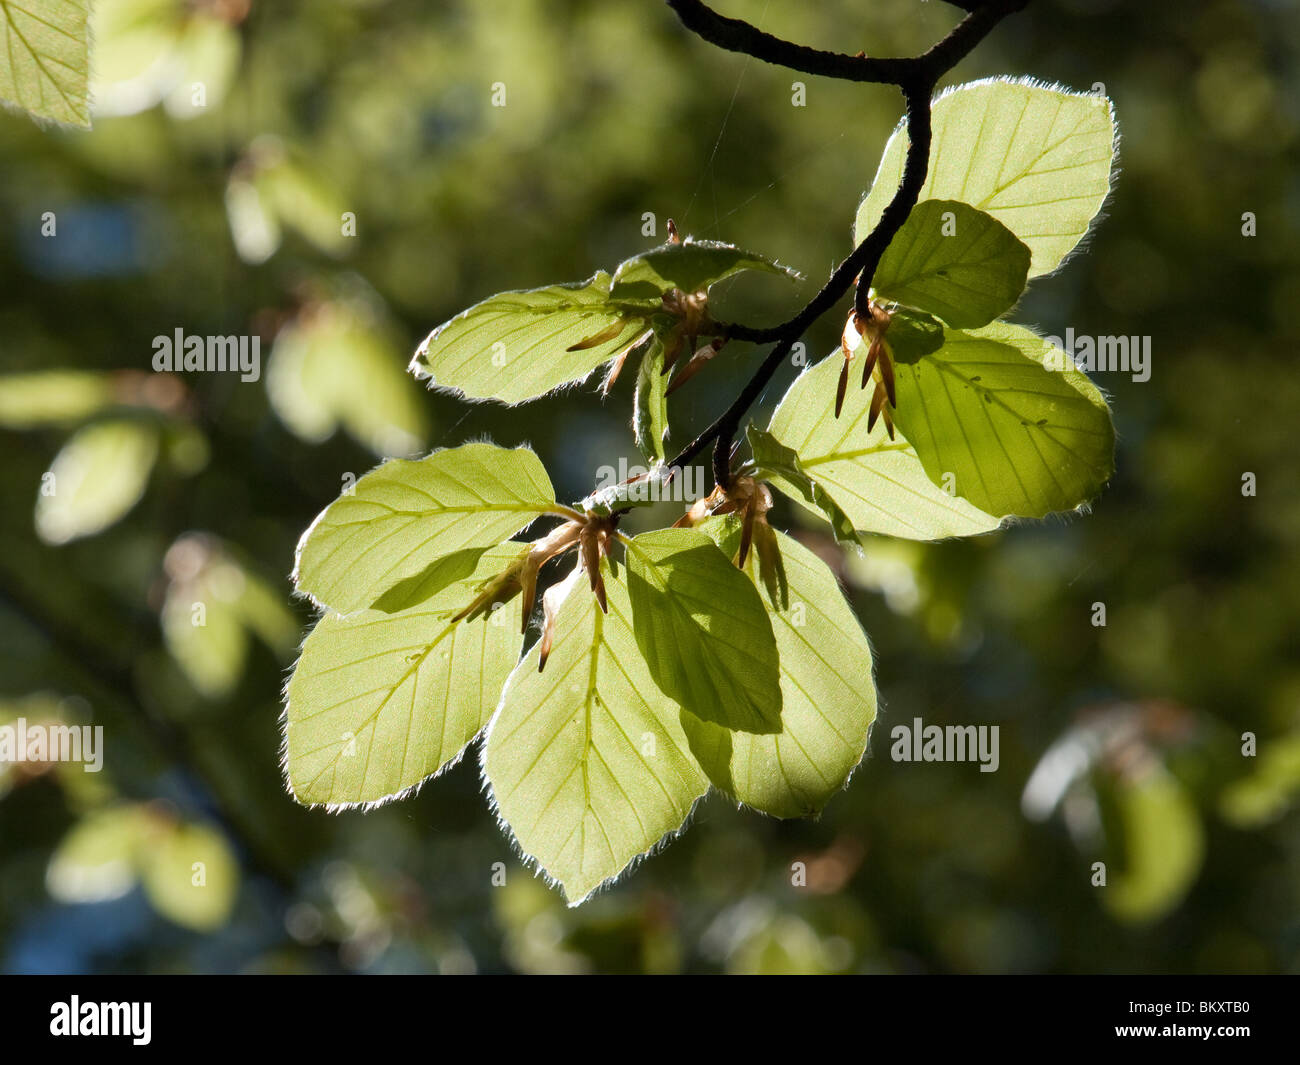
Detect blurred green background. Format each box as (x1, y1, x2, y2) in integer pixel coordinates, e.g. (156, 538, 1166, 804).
(2, 0, 1299, 974)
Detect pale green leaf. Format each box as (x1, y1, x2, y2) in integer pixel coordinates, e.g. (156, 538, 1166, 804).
(856, 78, 1116, 278)
(0, 0, 90, 127)
(689, 517, 877, 818)
(0, 371, 113, 428)
(609, 239, 799, 302)
(747, 426, 858, 546)
(891, 321, 1115, 518)
(286, 545, 524, 807)
(411, 273, 651, 404)
(46, 806, 149, 904)
(874, 199, 1030, 327)
(35, 419, 159, 545)
(1102, 768, 1204, 924)
(1219, 733, 1300, 828)
(768, 353, 1001, 540)
(625, 527, 781, 734)
(268, 299, 429, 459)
(632, 334, 669, 464)
(484, 564, 709, 903)
(294, 442, 558, 615)
(138, 820, 238, 932)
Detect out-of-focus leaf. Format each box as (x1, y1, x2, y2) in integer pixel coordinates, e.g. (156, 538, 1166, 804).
(137, 820, 238, 931)
(1220, 733, 1300, 827)
(1101, 767, 1205, 924)
(267, 297, 428, 459)
(46, 805, 150, 904)
(0, 371, 114, 428)
(35, 419, 159, 544)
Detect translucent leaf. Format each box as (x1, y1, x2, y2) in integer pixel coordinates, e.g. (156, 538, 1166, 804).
(484, 564, 708, 903)
(268, 299, 429, 460)
(35, 419, 159, 544)
(1220, 733, 1300, 828)
(891, 321, 1115, 518)
(625, 528, 781, 734)
(46, 806, 149, 904)
(162, 580, 246, 699)
(137, 820, 238, 931)
(873, 199, 1030, 328)
(608, 239, 799, 302)
(0, 371, 113, 428)
(286, 545, 525, 807)
(632, 334, 669, 464)
(768, 352, 1001, 540)
(1101, 768, 1205, 924)
(687, 517, 877, 818)
(0, 0, 91, 127)
(856, 78, 1116, 278)
(294, 442, 558, 615)
(411, 273, 651, 405)
(747, 426, 858, 546)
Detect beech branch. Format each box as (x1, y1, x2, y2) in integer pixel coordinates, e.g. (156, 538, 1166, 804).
(661, 0, 1029, 488)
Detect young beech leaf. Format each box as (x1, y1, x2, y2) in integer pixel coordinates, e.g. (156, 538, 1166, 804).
(483, 561, 709, 904)
(624, 527, 782, 734)
(411, 273, 651, 405)
(632, 334, 670, 464)
(285, 544, 526, 807)
(0, 0, 91, 128)
(768, 353, 1001, 540)
(856, 78, 1116, 279)
(685, 516, 877, 818)
(608, 239, 800, 302)
(891, 321, 1115, 518)
(873, 199, 1031, 328)
(35, 418, 159, 545)
(294, 441, 559, 615)
(746, 426, 858, 547)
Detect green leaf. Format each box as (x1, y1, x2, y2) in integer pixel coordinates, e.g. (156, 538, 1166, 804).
(138, 820, 238, 932)
(0, 0, 91, 127)
(886, 307, 946, 363)
(856, 78, 1116, 278)
(579, 465, 673, 517)
(873, 199, 1030, 328)
(286, 544, 525, 807)
(411, 273, 651, 405)
(294, 441, 559, 615)
(0, 371, 113, 428)
(46, 806, 149, 904)
(688, 517, 877, 818)
(35, 418, 159, 545)
(609, 239, 799, 302)
(891, 321, 1115, 518)
(1220, 733, 1300, 828)
(768, 352, 1001, 540)
(267, 298, 429, 459)
(625, 527, 782, 734)
(632, 334, 669, 464)
(1101, 767, 1205, 924)
(746, 426, 857, 546)
(484, 564, 709, 904)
